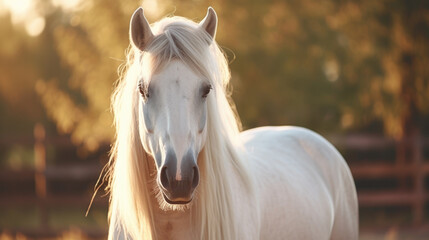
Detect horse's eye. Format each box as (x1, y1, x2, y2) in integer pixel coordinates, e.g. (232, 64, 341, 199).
(138, 80, 149, 101)
(202, 84, 212, 99)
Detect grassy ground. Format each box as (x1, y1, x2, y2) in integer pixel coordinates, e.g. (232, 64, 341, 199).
(0, 206, 107, 229)
(360, 227, 429, 240)
(0, 205, 107, 239)
(2, 228, 429, 240)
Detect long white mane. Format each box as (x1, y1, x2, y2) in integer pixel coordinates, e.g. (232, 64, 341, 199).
(106, 15, 253, 240)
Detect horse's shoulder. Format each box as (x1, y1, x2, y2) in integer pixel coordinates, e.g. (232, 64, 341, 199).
(240, 125, 350, 191)
(240, 126, 328, 147)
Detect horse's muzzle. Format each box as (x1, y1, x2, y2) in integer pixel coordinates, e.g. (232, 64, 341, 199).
(158, 150, 199, 204)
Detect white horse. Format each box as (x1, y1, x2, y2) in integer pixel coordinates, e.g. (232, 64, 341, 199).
(106, 7, 358, 240)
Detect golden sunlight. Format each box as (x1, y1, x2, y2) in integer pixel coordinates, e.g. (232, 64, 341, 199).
(324, 59, 339, 82)
(25, 15, 45, 37)
(2, 0, 45, 37)
(142, 0, 161, 18)
(2, 0, 34, 24)
(51, 0, 82, 11)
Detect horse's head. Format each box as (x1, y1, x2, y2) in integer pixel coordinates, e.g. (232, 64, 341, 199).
(129, 8, 218, 205)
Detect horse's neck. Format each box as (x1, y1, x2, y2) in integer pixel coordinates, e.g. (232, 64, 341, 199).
(145, 154, 196, 239)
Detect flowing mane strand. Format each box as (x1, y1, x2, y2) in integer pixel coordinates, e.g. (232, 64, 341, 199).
(106, 15, 253, 240)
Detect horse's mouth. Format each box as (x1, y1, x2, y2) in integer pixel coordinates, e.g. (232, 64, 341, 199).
(162, 193, 193, 205)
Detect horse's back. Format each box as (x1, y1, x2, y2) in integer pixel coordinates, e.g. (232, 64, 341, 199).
(240, 126, 358, 240)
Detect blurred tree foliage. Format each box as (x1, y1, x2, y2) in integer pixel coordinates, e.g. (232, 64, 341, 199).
(36, 0, 137, 151)
(1, 0, 428, 151)
(328, 0, 429, 139)
(0, 15, 44, 135)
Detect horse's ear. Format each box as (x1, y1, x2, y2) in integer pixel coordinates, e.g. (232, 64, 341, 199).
(130, 7, 154, 51)
(199, 7, 218, 41)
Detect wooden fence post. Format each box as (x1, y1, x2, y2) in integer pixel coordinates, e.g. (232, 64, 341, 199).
(412, 128, 424, 225)
(396, 139, 407, 190)
(34, 123, 48, 228)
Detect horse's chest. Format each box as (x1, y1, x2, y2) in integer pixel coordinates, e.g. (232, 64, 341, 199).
(155, 220, 194, 240)
(156, 221, 174, 240)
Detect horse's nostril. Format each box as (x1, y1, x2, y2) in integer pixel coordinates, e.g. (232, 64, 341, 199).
(192, 166, 199, 188)
(160, 166, 169, 189)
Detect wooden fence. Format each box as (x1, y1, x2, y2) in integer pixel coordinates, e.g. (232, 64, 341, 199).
(330, 131, 428, 224)
(0, 124, 107, 238)
(0, 124, 428, 237)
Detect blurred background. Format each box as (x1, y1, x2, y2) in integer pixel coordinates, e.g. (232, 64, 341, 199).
(0, 0, 428, 239)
